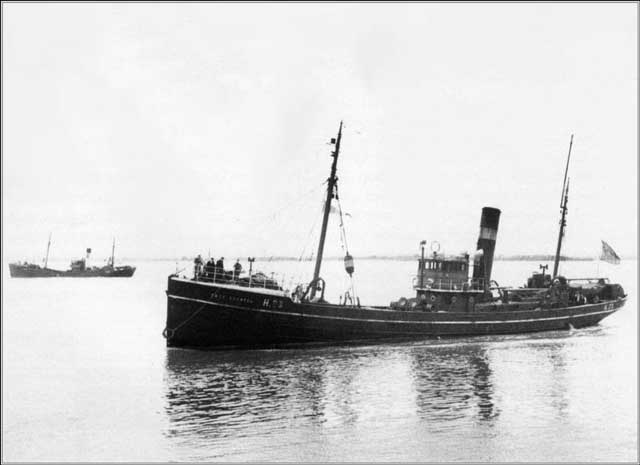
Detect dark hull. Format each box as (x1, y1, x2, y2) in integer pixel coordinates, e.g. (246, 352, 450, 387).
(165, 277, 626, 350)
(9, 263, 136, 278)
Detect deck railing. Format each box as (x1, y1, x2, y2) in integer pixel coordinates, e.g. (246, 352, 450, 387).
(193, 265, 287, 290)
(189, 265, 317, 295)
(566, 278, 609, 284)
(412, 276, 487, 291)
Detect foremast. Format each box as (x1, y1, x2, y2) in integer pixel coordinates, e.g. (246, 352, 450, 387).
(44, 233, 52, 269)
(310, 121, 343, 300)
(552, 134, 573, 278)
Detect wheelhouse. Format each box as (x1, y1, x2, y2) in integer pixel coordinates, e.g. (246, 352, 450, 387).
(415, 252, 481, 291)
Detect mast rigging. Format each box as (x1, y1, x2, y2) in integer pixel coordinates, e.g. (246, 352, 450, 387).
(310, 121, 343, 300)
(552, 134, 573, 278)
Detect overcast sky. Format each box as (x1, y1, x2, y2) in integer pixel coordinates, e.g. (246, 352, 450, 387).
(2, 3, 637, 263)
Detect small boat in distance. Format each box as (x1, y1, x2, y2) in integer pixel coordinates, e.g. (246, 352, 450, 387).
(164, 123, 626, 350)
(9, 236, 136, 278)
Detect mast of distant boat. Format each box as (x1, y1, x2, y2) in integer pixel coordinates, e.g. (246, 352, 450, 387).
(44, 233, 52, 269)
(310, 121, 343, 300)
(111, 238, 116, 267)
(552, 135, 573, 278)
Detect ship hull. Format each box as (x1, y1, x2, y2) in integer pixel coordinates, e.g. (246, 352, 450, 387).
(165, 277, 626, 350)
(9, 263, 136, 278)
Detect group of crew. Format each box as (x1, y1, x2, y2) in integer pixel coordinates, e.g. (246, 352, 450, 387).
(193, 255, 243, 281)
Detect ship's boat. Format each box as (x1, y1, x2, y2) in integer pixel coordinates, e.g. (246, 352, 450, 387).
(164, 124, 627, 350)
(9, 238, 136, 278)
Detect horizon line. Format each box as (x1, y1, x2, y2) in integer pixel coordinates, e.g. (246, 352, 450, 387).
(9, 253, 636, 263)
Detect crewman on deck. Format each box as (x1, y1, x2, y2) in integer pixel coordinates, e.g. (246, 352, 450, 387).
(194, 254, 203, 279)
(233, 259, 243, 281)
(205, 257, 216, 278)
(216, 257, 225, 272)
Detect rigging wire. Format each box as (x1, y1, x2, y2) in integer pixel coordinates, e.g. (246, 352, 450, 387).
(253, 181, 327, 261)
(206, 180, 326, 291)
(334, 183, 357, 305)
(335, 184, 350, 254)
(293, 202, 325, 285)
(257, 181, 327, 231)
(298, 205, 324, 262)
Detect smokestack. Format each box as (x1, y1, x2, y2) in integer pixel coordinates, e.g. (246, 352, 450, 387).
(472, 207, 501, 285)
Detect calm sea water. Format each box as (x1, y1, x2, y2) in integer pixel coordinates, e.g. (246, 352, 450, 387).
(2, 258, 637, 461)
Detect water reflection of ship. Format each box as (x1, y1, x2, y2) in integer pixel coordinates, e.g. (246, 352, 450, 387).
(522, 333, 574, 419)
(163, 349, 329, 441)
(164, 339, 583, 463)
(408, 333, 576, 428)
(409, 343, 498, 423)
(163, 342, 501, 444)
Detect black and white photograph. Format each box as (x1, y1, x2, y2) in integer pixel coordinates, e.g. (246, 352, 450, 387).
(2, 1, 637, 462)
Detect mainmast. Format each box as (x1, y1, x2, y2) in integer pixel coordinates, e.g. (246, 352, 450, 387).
(310, 121, 343, 300)
(44, 233, 52, 269)
(552, 135, 573, 278)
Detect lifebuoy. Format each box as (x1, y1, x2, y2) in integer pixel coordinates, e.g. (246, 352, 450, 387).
(430, 294, 437, 302)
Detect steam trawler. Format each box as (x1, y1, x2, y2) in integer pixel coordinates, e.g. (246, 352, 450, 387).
(9, 237, 136, 278)
(164, 123, 626, 350)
